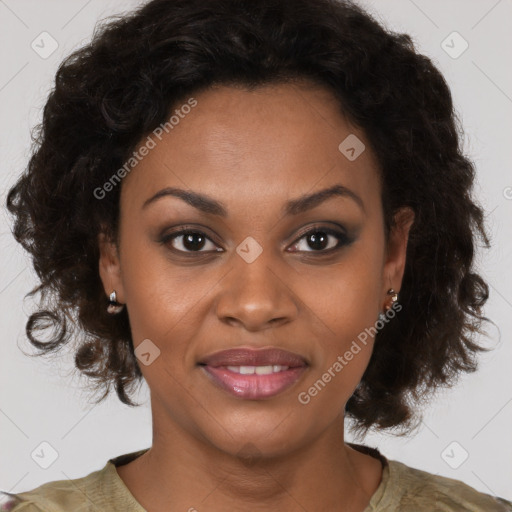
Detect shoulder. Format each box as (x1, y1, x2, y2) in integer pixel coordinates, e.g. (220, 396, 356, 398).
(381, 458, 512, 511)
(0, 448, 149, 512)
(0, 464, 108, 512)
(0, 491, 44, 511)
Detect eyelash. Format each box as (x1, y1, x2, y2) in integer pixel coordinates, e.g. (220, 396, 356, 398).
(159, 225, 353, 256)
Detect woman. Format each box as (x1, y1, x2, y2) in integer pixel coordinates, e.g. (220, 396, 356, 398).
(1, 0, 511, 510)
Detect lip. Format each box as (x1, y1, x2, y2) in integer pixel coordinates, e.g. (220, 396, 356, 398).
(199, 347, 308, 368)
(198, 347, 308, 400)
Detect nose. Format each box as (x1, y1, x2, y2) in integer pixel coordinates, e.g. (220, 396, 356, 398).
(215, 247, 298, 331)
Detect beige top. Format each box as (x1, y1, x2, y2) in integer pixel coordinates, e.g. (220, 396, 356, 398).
(2, 444, 511, 511)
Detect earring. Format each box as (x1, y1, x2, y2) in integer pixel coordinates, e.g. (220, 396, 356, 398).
(107, 290, 124, 314)
(384, 288, 398, 311)
(378, 288, 398, 322)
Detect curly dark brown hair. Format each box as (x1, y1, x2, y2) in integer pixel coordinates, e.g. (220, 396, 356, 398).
(6, 0, 493, 437)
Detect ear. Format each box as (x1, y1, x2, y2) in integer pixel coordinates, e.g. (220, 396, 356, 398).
(98, 231, 125, 303)
(382, 206, 415, 296)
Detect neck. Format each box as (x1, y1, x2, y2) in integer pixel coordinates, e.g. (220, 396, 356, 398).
(121, 412, 382, 512)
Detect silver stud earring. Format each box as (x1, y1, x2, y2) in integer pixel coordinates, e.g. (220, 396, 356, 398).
(107, 290, 124, 314)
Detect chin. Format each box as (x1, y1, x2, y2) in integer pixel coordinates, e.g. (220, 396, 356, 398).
(198, 411, 311, 461)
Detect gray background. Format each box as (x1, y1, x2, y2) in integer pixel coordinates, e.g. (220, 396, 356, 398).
(1, 0, 511, 502)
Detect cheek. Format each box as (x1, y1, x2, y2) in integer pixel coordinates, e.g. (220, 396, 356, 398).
(309, 240, 383, 342)
(118, 226, 205, 355)
(296, 238, 384, 405)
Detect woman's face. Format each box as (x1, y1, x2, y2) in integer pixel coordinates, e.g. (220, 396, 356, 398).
(99, 82, 413, 458)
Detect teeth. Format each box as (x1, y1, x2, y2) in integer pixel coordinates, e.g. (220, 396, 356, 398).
(226, 365, 289, 374)
(256, 366, 273, 375)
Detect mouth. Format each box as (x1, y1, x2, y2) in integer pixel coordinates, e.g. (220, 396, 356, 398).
(198, 347, 308, 400)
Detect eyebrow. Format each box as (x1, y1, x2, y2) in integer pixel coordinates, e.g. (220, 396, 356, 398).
(141, 184, 365, 216)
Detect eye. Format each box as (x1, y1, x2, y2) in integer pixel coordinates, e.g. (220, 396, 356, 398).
(160, 224, 353, 255)
(288, 226, 352, 253)
(161, 229, 221, 253)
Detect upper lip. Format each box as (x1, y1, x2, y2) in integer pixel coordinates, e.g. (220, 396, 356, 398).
(199, 348, 308, 368)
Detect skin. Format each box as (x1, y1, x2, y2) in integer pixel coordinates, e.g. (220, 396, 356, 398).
(99, 81, 414, 512)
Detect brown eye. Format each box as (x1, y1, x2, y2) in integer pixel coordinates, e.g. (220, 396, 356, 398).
(289, 227, 352, 253)
(161, 230, 220, 253)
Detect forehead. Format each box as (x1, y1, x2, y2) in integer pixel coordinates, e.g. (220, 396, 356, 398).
(121, 82, 381, 216)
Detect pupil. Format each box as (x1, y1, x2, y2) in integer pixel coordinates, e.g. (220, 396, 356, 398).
(308, 232, 328, 250)
(184, 233, 205, 251)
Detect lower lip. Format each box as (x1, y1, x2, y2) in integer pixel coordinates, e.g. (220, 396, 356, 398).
(201, 365, 307, 399)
